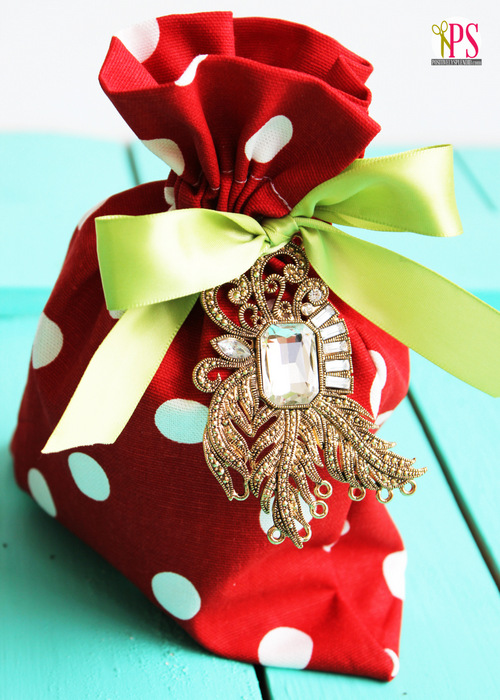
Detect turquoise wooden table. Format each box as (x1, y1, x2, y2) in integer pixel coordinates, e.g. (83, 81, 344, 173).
(1, 134, 499, 699)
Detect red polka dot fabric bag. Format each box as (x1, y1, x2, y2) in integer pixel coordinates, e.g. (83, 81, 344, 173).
(12, 11, 495, 680)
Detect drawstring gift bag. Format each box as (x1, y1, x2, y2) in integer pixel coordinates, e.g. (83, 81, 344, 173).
(11, 12, 500, 680)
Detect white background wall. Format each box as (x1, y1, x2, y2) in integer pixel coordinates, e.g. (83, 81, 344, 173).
(1, 0, 498, 145)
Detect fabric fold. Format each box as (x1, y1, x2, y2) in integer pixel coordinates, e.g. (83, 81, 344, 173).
(100, 11, 380, 216)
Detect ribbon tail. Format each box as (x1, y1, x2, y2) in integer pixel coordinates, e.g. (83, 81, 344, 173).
(42, 294, 198, 453)
(302, 222, 500, 397)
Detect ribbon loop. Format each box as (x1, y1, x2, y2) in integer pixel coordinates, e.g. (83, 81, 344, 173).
(261, 214, 300, 249)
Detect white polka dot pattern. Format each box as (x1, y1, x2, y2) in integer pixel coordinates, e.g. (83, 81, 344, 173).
(323, 519, 350, 552)
(163, 186, 176, 210)
(383, 550, 407, 600)
(32, 313, 63, 369)
(375, 409, 394, 428)
(369, 350, 387, 419)
(244, 115, 293, 163)
(116, 18, 160, 63)
(108, 309, 125, 320)
(68, 452, 110, 501)
(175, 54, 208, 86)
(152, 572, 201, 620)
(258, 627, 313, 669)
(142, 139, 185, 175)
(28, 469, 57, 517)
(384, 648, 400, 677)
(155, 399, 208, 444)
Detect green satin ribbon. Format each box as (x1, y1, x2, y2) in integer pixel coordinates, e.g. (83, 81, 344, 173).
(43, 145, 500, 454)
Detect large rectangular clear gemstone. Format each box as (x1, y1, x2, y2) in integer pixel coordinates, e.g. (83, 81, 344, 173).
(260, 323, 320, 406)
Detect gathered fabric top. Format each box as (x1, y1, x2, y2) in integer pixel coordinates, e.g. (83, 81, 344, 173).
(99, 11, 380, 217)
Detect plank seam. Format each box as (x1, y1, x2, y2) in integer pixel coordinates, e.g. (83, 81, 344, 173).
(126, 143, 142, 186)
(454, 150, 497, 211)
(407, 388, 499, 590)
(254, 665, 271, 700)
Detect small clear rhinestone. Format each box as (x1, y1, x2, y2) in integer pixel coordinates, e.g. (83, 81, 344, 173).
(301, 303, 315, 316)
(308, 288, 322, 303)
(216, 337, 251, 359)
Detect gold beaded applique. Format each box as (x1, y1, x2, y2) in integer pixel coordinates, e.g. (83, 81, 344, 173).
(193, 241, 426, 548)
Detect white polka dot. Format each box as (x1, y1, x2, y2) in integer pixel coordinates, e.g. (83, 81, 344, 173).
(28, 469, 57, 517)
(258, 627, 313, 669)
(163, 186, 176, 210)
(259, 495, 312, 537)
(32, 313, 63, 369)
(77, 197, 108, 230)
(175, 54, 208, 86)
(68, 452, 110, 501)
(244, 115, 293, 163)
(375, 409, 394, 428)
(116, 18, 160, 62)
(384, 648, 400, 677)
(152, 572, 201, 620)
(155, 399, 208, 444)
(323, 519, 350, 552)
(369, 350, 387, 419)
(383, 550, 407, 600)
(142, 139, 185, 176)
(108, 309, 125, 320)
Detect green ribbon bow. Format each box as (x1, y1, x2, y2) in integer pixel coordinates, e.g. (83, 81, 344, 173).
(43, 145, 500, 454)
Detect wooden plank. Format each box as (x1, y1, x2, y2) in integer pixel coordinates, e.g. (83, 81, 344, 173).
(351, 148, 500, 578)
(408, 290, 500, 579)
(0, 134, 135, 300)
(263, 398, 500, 698)
(0, 316, 262, 700)
(0, 288, 50, 317)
